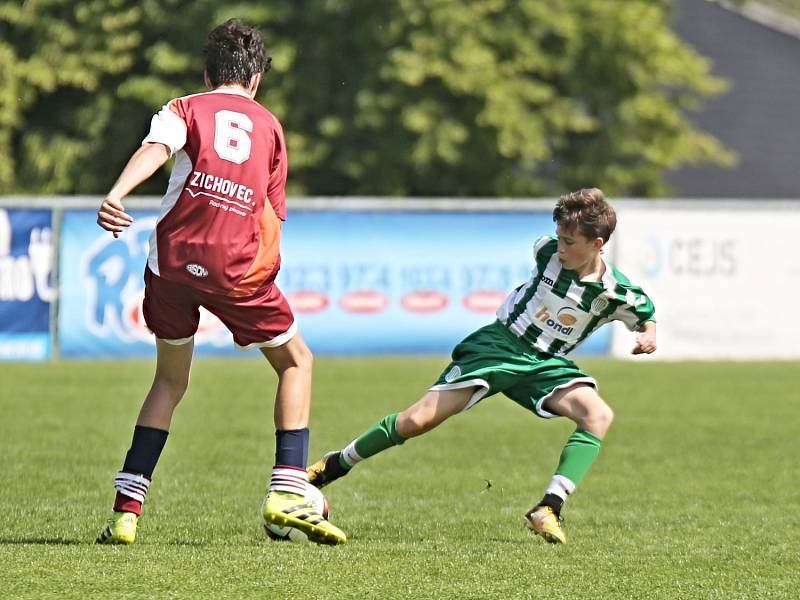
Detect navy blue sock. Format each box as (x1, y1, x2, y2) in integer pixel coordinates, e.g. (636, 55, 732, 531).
(275, 428, 309, 469)
(122, 425, 169, 477)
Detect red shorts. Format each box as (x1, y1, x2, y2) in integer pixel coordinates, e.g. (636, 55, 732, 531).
(142, 268, 296, 350)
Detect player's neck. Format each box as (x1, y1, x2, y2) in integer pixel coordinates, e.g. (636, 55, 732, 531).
(213, 83, 255, 98)
(576, 253, 605, 282)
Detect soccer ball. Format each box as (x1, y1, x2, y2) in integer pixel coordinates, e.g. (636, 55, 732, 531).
(263, 483, 329, 542)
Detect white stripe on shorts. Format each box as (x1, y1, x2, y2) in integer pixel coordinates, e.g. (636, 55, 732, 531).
(159, 335, 194, 346)
(428, 378, 491, 412)
(534, 377, 598, 419)
(235, 321, 298, 351)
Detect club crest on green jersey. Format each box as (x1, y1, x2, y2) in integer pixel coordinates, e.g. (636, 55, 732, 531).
(444, 365, 461, 383)
(590, 296, 610, 315)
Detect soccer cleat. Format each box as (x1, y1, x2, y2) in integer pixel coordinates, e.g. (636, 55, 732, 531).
(261, 491, 346, 545)
(524, 505, 567, 544)
(96, 511, 138, 545)
(307, 451, 349, 489)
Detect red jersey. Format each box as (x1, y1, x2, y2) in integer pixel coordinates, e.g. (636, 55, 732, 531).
(143, 88, 287, 297)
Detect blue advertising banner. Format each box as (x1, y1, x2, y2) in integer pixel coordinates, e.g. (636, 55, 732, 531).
(58, 210, 610, 357)
(280, 211, 609, 355)
(0, 209, 54, 361)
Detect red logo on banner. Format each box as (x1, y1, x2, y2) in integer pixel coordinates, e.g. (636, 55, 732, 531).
(401, 291, 449, 313)
(340, 291, 389, 314)
(287, 290, 330, 314)
(463, 290, 506, 313)
(127, 298, 148, 332)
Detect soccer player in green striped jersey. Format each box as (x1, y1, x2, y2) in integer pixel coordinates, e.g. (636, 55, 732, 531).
(308, 188, 657, 544)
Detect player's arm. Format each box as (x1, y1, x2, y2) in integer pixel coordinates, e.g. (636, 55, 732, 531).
(97, 142, 170, 238)
(266, 119, 289, 221)
(632, 320, 657, 355)
(609, 281, 656, 355)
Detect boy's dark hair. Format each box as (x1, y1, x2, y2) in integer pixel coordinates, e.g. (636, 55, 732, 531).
(553, 188, 617, 242)
(205, 19, 271, 88)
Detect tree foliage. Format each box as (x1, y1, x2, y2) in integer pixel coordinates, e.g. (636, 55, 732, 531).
(0, 0, 733, 197)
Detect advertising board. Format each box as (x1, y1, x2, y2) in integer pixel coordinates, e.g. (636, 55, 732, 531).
(611, 206, 800, 359)
(59, 209, 611, 357)
(0, 209, 53, 361)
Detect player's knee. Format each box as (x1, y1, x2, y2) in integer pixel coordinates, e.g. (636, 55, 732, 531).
(153, 372, 189, 402)
(269, 339, 314, 375)
(289, 336, 314, 370)
(397, 410, 434, 438)
(294, 344, 313, 374)
(583, 400, 614, 436)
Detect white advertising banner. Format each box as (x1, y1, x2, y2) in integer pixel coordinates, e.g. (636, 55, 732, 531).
(611, 204, 800, 359)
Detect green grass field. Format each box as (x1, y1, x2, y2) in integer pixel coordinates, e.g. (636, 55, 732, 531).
(1, 357, 798, 599)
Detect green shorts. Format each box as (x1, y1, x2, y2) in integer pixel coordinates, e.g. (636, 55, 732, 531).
(430, 320, 597, 419)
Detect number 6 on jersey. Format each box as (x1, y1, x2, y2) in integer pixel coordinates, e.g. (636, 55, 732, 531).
(214, 110, 252, 164)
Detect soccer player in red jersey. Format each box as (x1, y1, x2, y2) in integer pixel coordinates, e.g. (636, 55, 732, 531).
(95, 19, 345, 545)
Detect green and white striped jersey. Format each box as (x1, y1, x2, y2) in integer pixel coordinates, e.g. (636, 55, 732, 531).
(497, 235, 655, 356)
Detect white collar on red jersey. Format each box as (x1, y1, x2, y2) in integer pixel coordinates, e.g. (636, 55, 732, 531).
(209, 87, 252, 99)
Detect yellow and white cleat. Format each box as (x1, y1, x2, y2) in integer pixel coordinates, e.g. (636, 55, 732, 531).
(524, 505, 567, 544)
(262, 491, 346, 545)
(307, 451, 349, 489)
(96, 511, 138, 545)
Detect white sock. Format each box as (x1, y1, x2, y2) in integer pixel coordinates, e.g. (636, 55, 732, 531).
(269, 466, 307, 495)
(545, 474, 576, 501)
(340, 440, 363, 468)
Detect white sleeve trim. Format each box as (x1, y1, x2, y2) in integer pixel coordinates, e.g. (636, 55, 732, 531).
(142, 103, 187, 156)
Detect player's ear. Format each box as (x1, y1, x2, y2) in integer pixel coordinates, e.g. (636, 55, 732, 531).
(594, 237, 605, 251)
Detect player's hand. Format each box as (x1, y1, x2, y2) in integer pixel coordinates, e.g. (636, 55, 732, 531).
(631, 331, 657, 355)
(97, 196, 133, 238)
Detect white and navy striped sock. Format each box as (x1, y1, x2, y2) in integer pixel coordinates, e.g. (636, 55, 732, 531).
(114, 471, 151, 504)
(268, 466, 308, 496)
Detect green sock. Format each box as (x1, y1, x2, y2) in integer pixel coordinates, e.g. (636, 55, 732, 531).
(554, 429, 602, 486)
(338, 413, 406, 470)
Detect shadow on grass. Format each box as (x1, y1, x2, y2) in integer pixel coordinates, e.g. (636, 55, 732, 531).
(0, 537, 83, 545)
(485, 537, 535, 545)
(154, 540, 209, 547)
(0, 537, 211, 547)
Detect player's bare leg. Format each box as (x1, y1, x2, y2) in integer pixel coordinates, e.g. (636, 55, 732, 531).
(97, 339, 194, 544)
(544, 383, 614, 440)
(136, 338, 194, 430)
(525, 383, 613, 544)
(260, 333, 346, 544)
(308, 387, 475, 488)
(260, 333, 313, 430)
(396, 387, 474, 438)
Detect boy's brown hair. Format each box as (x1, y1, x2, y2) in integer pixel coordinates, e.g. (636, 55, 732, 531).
(205, 19, 271, 88)
(552, 188, 617, 242)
